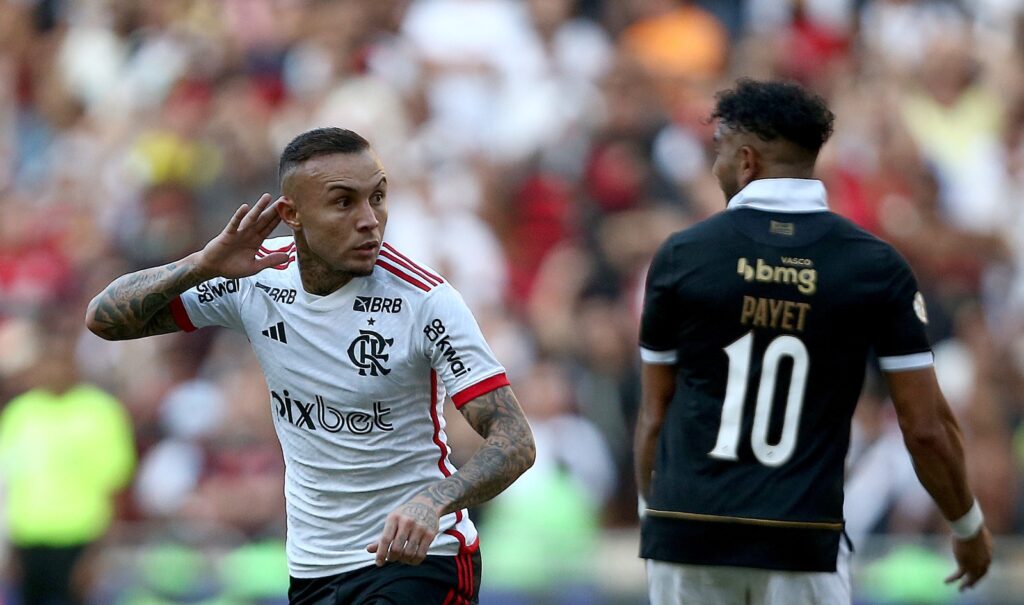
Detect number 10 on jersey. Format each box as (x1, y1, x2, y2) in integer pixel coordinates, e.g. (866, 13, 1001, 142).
(710, 332, 809, 467)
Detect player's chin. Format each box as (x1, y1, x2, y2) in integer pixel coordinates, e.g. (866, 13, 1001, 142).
(344, 257, 377, 277)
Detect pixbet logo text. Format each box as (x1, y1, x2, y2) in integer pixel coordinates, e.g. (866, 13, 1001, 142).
(271, 389, 393, 434)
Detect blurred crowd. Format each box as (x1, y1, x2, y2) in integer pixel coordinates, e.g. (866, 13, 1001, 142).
(1, 0, 1024, 603)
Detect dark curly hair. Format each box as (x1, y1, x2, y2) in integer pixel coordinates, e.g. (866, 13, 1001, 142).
(711, 79, 835, 154)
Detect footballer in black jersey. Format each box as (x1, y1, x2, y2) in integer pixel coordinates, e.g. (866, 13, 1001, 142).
(635, 80, 991, 604)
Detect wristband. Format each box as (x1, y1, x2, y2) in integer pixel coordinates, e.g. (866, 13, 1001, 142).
(950, 500, 984, 540)
(637, 494, 648, 520)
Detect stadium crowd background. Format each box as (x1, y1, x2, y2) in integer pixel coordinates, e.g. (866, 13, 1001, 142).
(0, 0, 1023, 603)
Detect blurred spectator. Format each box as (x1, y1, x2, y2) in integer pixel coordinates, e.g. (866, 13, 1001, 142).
(619, 0, 727, 83)
(0, 312, 135, 604)
(1, 0, 1023, 601)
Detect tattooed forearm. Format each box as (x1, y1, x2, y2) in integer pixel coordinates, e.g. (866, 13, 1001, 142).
(421, 386, 535, 515)
(86, 252, 209, 340)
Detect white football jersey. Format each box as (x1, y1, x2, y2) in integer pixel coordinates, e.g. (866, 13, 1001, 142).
(170, 237, 508, 578)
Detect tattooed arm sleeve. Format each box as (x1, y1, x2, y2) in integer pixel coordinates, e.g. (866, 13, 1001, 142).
(421, 386, 536, 515)
(85, 252, 209, 340)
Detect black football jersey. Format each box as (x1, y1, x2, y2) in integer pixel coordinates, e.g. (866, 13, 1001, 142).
(638, 191, 931, 572)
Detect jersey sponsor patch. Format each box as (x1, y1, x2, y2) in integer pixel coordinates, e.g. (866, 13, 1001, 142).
(255, 282, 297, 304)
(737, 257, 817, 295)
(424, 319, 471, 377)
(353, 296, 403, 313)
(197, 278, 240, 303)
(271, 389, 393, 433)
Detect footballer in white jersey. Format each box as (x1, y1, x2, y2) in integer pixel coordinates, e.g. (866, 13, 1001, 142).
(172, 236, 505, 576)
(87, 128, 536, 605)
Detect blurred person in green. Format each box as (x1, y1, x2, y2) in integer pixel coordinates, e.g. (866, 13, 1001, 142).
(0, 312, 135, 605)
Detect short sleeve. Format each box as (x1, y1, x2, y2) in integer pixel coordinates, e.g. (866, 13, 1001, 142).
(174, 277, 249, 333)
(639, 240, 681, 365)
(420, 285, 508, 409)
(874, 250, 933, 372)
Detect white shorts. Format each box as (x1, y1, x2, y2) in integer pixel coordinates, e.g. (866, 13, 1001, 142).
(646, 540, 851, 605)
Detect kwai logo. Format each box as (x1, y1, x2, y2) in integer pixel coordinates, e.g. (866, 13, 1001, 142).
(197, 279, 240, 303)
(271, 389, 393, 433)
(423, 319, 471, 377)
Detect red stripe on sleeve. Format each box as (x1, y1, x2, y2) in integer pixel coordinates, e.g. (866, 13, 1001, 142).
(375, 258, 431, 291)
(169, 297, 197, 332)
(451, 373, 510, 408)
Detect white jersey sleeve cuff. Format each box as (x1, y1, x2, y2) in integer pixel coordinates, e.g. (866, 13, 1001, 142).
(640, 347, 677, 365)
(878, 351, 934, 372)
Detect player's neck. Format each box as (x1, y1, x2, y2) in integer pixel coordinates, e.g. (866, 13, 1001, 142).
(750, 163, 816, 182)
(301, 266, 353, 296)
(294, 242, 355, 296)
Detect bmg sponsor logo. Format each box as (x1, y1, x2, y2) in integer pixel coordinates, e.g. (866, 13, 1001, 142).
(353, 296, 403, 313)
(197, 279, 240, 303)
(423, 319, 471, 377)
(271, 389, 393, 433)
(736, 258, 817, 295)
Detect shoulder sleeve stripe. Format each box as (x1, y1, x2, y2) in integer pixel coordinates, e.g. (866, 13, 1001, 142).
(376, 258, 432, 291)
(256, 242, 296, 270)
(451, 373, 510, 408)
(878, 351, 934, 372)
(258, 242, 296, 254)
(170, 297, 197, 332)
(256, 243, 296, 269)
(379, 248, 441, 286)
(640, 347, 677, 364)
(381, 243, 443, 285)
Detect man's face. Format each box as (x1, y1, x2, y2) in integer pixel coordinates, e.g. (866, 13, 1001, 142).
(711, 122, 742, 201)
(284, 150, 388, 276)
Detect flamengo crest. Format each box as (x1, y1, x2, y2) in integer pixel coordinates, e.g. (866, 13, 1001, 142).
(347, 330, 393, 376)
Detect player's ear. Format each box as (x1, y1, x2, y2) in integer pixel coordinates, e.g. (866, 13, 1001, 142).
(738, 145, 761, 183)
(277, 196, 301, 230)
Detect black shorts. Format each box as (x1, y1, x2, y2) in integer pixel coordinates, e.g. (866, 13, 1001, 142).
(288, 548, 481, 605)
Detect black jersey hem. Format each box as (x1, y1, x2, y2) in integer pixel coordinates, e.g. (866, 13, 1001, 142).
(640, 515, 842, 572)
(645, 508, 843, 531)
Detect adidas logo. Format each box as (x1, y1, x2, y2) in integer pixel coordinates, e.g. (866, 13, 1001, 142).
(262, 321, 288, 343)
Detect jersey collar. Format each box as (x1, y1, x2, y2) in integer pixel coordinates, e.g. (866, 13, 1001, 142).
(726, 178, 829, 213)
